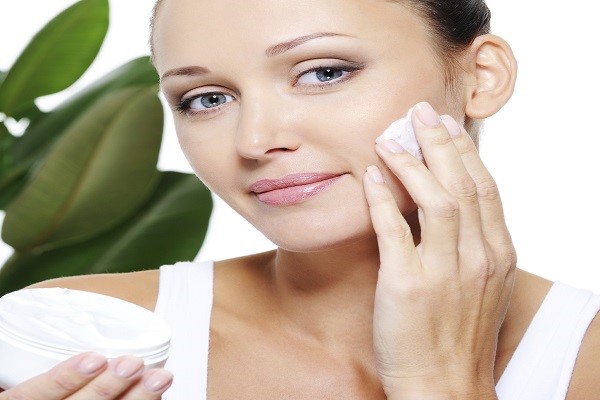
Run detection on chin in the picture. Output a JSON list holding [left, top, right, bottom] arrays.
[[257, 209, 376, 253]]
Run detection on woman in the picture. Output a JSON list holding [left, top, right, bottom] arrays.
[[1, 0, 598, 399]]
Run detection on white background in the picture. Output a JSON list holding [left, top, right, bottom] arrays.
[[1, 0, 599, 293]]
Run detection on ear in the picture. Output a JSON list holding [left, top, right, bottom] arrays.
[[462, 34, 518, 119]]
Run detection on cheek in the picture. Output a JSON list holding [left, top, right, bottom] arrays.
[[300, 63, 448, 170], [325, 67, 448, 145], [311, 66, 447, 214], [174, 118, 236, 195]]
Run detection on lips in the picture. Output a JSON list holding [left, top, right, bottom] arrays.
[[249, 173, 345, 206]]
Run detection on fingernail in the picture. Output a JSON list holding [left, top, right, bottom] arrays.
[[414, 102, 441, 127], [440, 115, 462, 137], [366, 165, 384, 184], [144, 370, 174, 392], [78, 353, 107, 375], [112, 356, 144, 379], [376, 137, 405, 154]]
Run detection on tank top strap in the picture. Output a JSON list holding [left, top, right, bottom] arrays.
[[154, 261, 214, 400], [496, 282, 600, 400]]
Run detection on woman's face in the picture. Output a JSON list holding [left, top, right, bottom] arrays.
[[153, 0, 464, 251]]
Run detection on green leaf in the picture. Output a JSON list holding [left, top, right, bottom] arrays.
[[0, 161, 31, 207], [10, 103, 46, 125], [0, 123, 15, 176], [0, 123, 26, 209], [0, 173, 28, 210], [0, 172, 212, 295], [0, 57, 159, 200], [0, 0, 109, 116], [10, 57, 158, 165], [2, 86, 163, 252]]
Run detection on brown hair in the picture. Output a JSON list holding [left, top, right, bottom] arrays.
[[403, 0, 491, 82]]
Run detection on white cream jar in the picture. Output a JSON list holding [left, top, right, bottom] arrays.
[[0, 287, 171, 389]]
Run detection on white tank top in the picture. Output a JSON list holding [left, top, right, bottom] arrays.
[[154, 261, 600, 400]]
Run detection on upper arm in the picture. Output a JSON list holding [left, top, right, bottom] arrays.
[[566, 310, 600, 399], [27, 270, 160, 311]]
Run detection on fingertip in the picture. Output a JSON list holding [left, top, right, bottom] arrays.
[[375, 137, 406, 154], [414, 102, 442, 128], [74, 352, 107, 375], [143, 368, 174, 393], [366, 165, 385, 184], [440, 115, 462, 138], [110, 355, 145, 379]]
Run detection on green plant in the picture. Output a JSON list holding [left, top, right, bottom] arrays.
[[0, 0, 212, 295]]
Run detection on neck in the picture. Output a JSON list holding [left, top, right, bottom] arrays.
[[264, 210, 421, 353], [268, 237, 381, 350]]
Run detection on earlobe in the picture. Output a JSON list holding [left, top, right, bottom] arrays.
[[464, 34, 518, 119]]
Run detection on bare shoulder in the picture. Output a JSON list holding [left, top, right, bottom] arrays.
[[567, 306, 600, 399], [28, 269, 160, 311]]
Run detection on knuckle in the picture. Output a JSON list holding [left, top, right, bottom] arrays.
[[455, 134, 478, 155], [89, 382, 119, 398], [47, 367, 80, 393], [488, 237, 518, 272], [502, 245, 518, 271], [395, 154, 423, 170], [370, 187, 396, 204], [370, 209, 411, 237], [430, 197, 460, 219], [448, 176, 478, 200], [380, 271, 425, 299], [399, 277, 428, 301], [429, 131, 454, 147], [475, 177, 501, 201], [379, 220, 413, 241]]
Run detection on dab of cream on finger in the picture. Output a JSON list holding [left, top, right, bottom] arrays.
[[378, 108, 423, 161]]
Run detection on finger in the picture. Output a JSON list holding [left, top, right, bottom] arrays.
[[446, 120, 515, 265], [446, 121, 517, 319], [363, 165, 421, 278], [68, 356, 144, 400], [120, 368, 173, 399], [4, 353, 107, 400], [374, 136, 459, 266], [411, 105, 484, 253]]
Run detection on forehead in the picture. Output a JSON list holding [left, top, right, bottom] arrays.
[[152, 0, 430, 73]]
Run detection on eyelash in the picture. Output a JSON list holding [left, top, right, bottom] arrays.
[[292, 64, 362, 88], [175, 93, 227, 116], [175, 63, 363, 116]]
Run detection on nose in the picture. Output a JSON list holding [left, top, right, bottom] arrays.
[[235, 92, 301, 161]]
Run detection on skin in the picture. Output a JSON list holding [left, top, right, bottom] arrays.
[[1, 0, 598, 398]]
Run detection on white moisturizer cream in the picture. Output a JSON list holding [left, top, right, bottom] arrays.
[[0, 287, 171, 389]]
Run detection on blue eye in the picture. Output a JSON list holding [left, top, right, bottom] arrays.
[[297, 67, 349, 85], [177, 93, 234, 114]]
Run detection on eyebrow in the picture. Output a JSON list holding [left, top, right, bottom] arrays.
[[161, 65, 210, 81], [265, 32, 350, 57], [161, 32, 350, 81]]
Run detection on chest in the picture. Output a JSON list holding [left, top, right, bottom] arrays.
[[206, 322, 517, 400], [207, 327, 387, 400]]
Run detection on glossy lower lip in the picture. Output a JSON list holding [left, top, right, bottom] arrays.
[[250, 173, 345, 206]]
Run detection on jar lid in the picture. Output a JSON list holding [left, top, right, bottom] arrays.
[[0, 288, 170, 359]]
